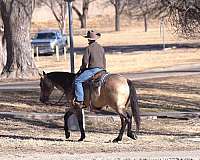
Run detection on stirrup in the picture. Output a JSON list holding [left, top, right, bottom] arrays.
[[73, 99, 85, 108]]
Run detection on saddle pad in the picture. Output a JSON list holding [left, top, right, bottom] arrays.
[[92, 72, 110, 87]]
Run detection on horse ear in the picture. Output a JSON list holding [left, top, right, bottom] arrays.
[[39, 72, 43, 78], [39, 71, 46, 78]]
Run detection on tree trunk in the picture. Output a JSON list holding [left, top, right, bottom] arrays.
[[0, 24, 6, 73], [72, 0, 89, 29], [0, 0, 38, 79], [62, 11, 67, 34], [144, 14, 148, 32], [80, 14, 87, 29], [115, 6, 120, 31], [80, 0, 88, 28]]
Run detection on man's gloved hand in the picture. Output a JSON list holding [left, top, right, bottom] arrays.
[[77, 69, 82, 75], [76, 66, 85, 75]]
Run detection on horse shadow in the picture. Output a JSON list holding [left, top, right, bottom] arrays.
[[0, 134, 64, 142], [133, 80, 200, 112]]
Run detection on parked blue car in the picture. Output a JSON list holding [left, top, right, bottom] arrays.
[[31, 30, 68, 55]]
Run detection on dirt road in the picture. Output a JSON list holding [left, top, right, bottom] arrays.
[[0, 113, 200, 160], [1, 150, 200, 160], [0, 64, 199, 159]]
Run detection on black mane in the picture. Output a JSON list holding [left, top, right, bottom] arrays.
[[46, 72, 76, 90]]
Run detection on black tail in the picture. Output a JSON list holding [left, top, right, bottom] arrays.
[[127, 79, 141, 133]]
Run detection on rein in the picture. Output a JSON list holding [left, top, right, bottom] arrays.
[[41, 71, 76, 106], [48, 91, 72, 108], [51, 91, 65, 105], [48, 76, 66, 106], [46, 92, 65, 105]]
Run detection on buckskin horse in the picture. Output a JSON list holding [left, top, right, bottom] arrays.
[[39, 71, 140, 142]]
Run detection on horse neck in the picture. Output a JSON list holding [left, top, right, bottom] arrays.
[[47, 72, 75, 92]]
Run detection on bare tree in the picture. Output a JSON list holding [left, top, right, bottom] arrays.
[[150, 0, 200, 39], [164, 0, 199, 38], [108, 0, 127, 31], [41, 0, 67, 33], [0, 0, 38, 79], [72, 0, 96, 28], [41, 0, 95, 30], [126, 0, 156, 32]]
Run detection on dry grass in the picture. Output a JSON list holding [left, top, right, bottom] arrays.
[[34, 25, 200, 73], [72, 24, 200, 48], [36, 48, 200, 74]]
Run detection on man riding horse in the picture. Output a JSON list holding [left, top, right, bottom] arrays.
[[39, 30, 140, 142], [74, 30, 106, 108]]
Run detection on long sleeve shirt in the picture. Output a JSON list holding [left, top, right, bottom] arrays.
[[81, 42, 106, 70]]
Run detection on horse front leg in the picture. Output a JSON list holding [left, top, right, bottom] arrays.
[[64, 109, 74, 139], [75, 108, 85, 141]]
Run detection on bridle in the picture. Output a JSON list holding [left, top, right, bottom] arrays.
[[41, 76, 66, 106]]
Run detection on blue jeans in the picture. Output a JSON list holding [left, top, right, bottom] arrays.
[[74, 68, 103, 102]]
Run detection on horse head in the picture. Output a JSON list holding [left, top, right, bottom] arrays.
[[39, 71, 54, 103]]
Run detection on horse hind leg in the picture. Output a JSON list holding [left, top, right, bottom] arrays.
[[113, 112, 128, 143], [126, 112, 137, 140]]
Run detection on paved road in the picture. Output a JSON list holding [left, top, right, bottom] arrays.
[[74, 42, 200, 54], [0, 64, 200, 90], [121, 63, 200, 80], [1, 150, 200, 160], [0, 80, 39, 90]]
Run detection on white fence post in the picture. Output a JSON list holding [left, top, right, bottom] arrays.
[[56, 45, 59, 61], [64, 46, 67, 61], [31, 48, 34, 59], [160, 17, 165, 50], [36, 47, 39, 61]]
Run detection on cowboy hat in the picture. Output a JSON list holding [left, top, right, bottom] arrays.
[[83, 30, 101, 40]]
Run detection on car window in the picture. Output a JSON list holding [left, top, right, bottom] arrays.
[[36, 32, 56, 39], [57, 32, 62, 39]]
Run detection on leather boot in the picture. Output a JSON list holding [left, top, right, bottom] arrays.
[[73, 100, 84, 108]]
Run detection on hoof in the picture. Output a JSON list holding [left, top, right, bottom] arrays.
[[65, 132, 70, 139], [127, 132, 137, 140], [78, 137, 85, 142], [112, 137, 121, 143], [78, 134, 85, 142]]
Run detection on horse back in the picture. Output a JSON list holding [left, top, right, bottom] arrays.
[[84, 74, 130, 109]]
